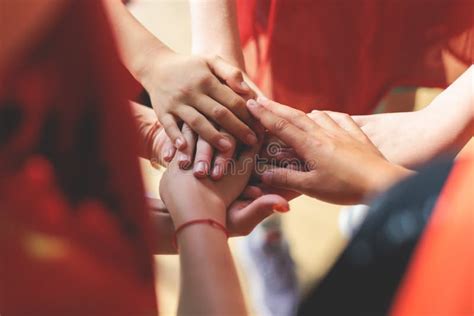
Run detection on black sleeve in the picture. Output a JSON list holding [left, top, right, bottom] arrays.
[[298, 158, 454, 316]]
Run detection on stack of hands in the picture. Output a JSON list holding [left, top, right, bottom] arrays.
[[132, 56, 412, 250], [109, 0, 472, 255]]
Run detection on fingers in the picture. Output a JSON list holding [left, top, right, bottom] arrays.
[[306, 110, 339, 132], [323, 111, 370, 142], [256, 96, 318, 132], [176, 123, 196, 169], [257, 183, 302, 201], [161, 135, 176, 163], [246, 99, 311, 158], [211, 130, 236, 180], [206, 55, 250, 95], [196, 95, 257, 145], [260, 167, 310, 194], [207, 76, 253, 124], [227, 194, 289, 236], [193, 136, 213, 178], [174, 105, 233, 152], [159, 113, 187, 150], [241, 185, 264, 199]]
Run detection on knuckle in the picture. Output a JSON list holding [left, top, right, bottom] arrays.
[[224, 136, 236, 150], [272, 118, 290, 133], [212, 106, 230, 120], [340, 113, 351, 120], [197, 73, 214, 87], [160, 115, 175, 129], [292, 110, 306, 120], [173, 87, 191, 102], [188, 115, 204, 129], [230, 95, 245, 109], [230, 69, 243, 81]]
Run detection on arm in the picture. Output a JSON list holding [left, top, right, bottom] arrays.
[[159, 139, 267, 314], [102, 0, 171, 81], [349, 66, 474, 168], [190, 0, 245, 69], [103, 0, 256, 154], [246, 97, 412, 204], [177, 217, 246, 315]]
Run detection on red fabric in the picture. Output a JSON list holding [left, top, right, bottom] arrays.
[[237, 0, 474, 114], [0, 1, 157, 315], [390, 157, 474, 316]]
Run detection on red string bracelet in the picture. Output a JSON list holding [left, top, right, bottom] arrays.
[[173, 219, 229, 250]]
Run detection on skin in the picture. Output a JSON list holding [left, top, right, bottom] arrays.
[[246, 97, 412, 205], [267, 66, 474, 172], [103, 0, 256, 154], [348, 65, 474, 168], [159, 136, 270, 315], [133, 102, 289, 254]]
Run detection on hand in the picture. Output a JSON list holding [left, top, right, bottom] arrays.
[[141, 51, 257, 152], [323, 66, 474, 168], [246, 97, 412, 204], [148, 191, 288, 253], [159, 130, 264, 227], [132, 102, 175, 166], [322, 110, 429, 168]]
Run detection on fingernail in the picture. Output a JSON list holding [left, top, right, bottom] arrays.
[[257, 96, 269, 104], [273, 204, 289, 213], [212, 165, 222, 178], [218, 138, 232, 151], [175, 137, 185, 149], [194, 161, 207, 175], [164, 149, 174, 161], [247, 99, 259, 108], [241, 81, 250, 91], [246, 133, 258, 145], [178, 153, 190, 169]]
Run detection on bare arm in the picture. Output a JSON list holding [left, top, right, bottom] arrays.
[[352, 66, 474, 168], [177, 217, 246, 315], [104, 0, 258, 157], [159, 143, 266, 314], [102, 0, 172, 81], [190, 0, 245, 69]]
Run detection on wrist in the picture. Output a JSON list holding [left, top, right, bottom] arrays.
[[167, 197, 227, 228], [134, 41, 175, 90], [193, 44, 245, 70], [365, 161, 414, 198]]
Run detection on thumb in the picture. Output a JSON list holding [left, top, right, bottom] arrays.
[[207, 55, 250, 94], [227, 194, 289, 236], [260, 167, 309, 193]]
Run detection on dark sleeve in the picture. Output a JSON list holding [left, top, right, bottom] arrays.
[[298, 159, 454, 316]]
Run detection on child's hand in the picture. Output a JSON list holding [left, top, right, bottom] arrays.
[[159, 125, 262, 227], [141, 51, 257, 152]]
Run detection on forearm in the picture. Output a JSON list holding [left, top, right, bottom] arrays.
[[150, 212, 178, 255], [420, 65, 474, 157], [177, 224, 246, 315], [103, 0, 172, 81], [355, 66, 473, 167], [190, 0, 245, 69]]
